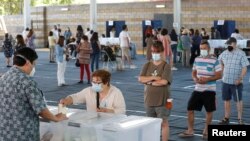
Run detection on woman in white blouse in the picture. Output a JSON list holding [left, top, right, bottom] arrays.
[[60, 69, 126, 114]]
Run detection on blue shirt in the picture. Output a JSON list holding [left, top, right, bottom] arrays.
[[219, 48, 249, 84], [55, 44, 64, 63], [0, 67, 47, 141]]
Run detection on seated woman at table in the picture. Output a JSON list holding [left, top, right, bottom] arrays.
[[59, 69, 126, 114]]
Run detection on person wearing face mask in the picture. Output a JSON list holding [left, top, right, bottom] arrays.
[[138, 41, 172, 141], [0, 47, 67, 141], [218, 37, 249, 125], [59, 69, 126, 114], [179, 40, 221, 140]]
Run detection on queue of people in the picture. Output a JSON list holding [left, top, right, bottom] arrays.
[[0, 23, 249, 141]]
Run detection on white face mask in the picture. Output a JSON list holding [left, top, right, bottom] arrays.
[[29, 67, 36, 77], [200, 50, 208, 57], [91, 83, 103, 92], [152, 53, 161, 61]]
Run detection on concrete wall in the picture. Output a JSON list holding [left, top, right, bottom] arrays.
[[2, 0, 250, 48]]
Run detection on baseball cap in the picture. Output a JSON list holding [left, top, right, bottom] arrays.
[[225, 37, 237, 45]]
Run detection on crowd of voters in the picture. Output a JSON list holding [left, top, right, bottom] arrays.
[[0, 23, 249, 141]]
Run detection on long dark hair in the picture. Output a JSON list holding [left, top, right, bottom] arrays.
[[90, 32, 99, 42], [57, 36, 65, 46], [16, 34, 26, 46]]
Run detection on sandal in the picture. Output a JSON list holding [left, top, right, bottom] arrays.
[[238, 119, 244, 125], [178, 131, 194, 138], [218, 117, 229, 125], [202, 133, 208, 140]]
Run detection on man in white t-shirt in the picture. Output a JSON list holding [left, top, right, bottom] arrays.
[[119, 25, 136, 69], [22, 27, 29, 41], [52, 25, 59, 42]]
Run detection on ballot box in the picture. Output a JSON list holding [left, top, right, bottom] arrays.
[[40, 106, 162, 141]]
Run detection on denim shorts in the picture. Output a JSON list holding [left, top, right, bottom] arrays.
[[222, 82, 243, 102], [145, 105, 171, 120]]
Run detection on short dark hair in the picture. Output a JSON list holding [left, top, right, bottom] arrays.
[[49, 31, 53, 36], [200, 40, 210, 48], [5, 33, 8, 38], [161, 28, 168, 36], [92, 70, 111, 86], [122, 25, 127, 30], [57, 36, 65, 46], [152, 41, 164, 52], [82, 35, 88, 41], [13, 47, 38, 66], [235, 29, 239, 33]]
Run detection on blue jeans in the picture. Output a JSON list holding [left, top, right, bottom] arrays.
[[91, 53, 100, 72], [171, 44, 177, 63]]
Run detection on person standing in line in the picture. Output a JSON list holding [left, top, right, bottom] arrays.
[[181, 29, 192, 67], [159, 28, 173, 65], [52, 25, 59, 42], [210, 27, 221, 39], [74, 25, 84, 59], [55, 36, 68, 87], [178, 41, 221, 140], [48, 31, 56, 63], [22, 27, 29, 41], [119, 24, 136, 69], [0, 47, 67, 141], [190, 29, 202, 66], [77, 35, 92, 84], [64, 27, 72, 45], [218, 37, 249, 125], [138, 41, 172, 141], [90, 32, 101, 72], [2, 33, 13, 67], [170, 29, 178, 69], [14, 34, 26, 53], [26, 29, 36, 50], [145, 33, 154, 61]]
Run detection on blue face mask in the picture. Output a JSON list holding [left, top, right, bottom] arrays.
[[91, 83, 103, 92], [152, 53, 161, 61]]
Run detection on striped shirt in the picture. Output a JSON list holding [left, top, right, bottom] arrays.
[[193, 56, 221, 92], [218, 48, 249, 84]]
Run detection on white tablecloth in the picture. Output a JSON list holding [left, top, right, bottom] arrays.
[[100, 38, 120, 46], [208, 39, 249, 48], [40, 106, 162, 141]]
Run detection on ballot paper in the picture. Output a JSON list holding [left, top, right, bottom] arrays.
[[58, 104, 67, 114]]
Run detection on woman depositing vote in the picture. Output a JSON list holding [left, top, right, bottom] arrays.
[[60, 70, 126, 114]]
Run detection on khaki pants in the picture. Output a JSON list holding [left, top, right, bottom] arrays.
[[49, 46, 55, 61], [182, 48, 191, 67]]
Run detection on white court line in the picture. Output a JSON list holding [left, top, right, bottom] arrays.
[[183, 85, 195, 89], [34, 75, 141, 86]]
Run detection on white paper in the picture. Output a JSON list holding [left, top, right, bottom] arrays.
[[145, 20, 151, 26], [108, 21, 114, 26], [58, 104, 67, 114], [218, 20, 224, 25]]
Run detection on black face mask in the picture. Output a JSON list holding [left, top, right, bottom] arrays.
[[227, 46, 233, 51]]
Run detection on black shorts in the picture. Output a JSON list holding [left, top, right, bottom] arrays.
[[187, 91, 216, 112]]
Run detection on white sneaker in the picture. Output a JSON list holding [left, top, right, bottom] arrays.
[[130, 65, 137, 69], [171, 67, 178, 71], [72, 57, 76, 60]]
